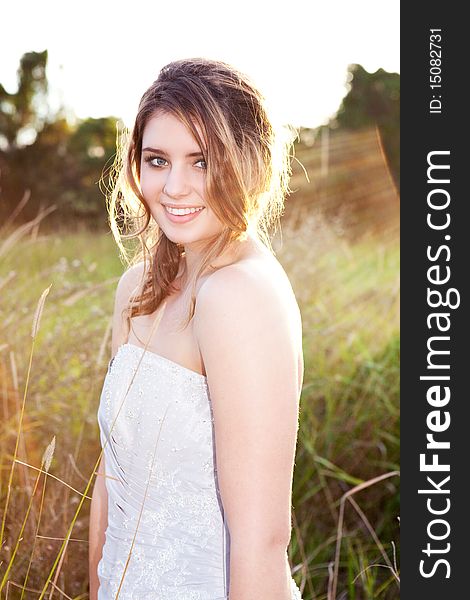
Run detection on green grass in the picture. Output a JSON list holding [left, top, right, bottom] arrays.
[[0, 212, 399, 599]]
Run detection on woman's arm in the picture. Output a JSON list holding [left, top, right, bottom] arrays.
[[88, 456, 108, 600], [194, 264, 301, 600]]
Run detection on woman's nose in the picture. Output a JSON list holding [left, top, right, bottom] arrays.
[[163, 166, 191, 198]]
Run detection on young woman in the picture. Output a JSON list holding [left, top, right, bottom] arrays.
[[89, 58, 304, 600]]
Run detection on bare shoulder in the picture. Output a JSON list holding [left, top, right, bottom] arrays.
[[111, 260, 148, 356], [195, 254, 302, 336], [194, 254, 303, 389], [116, 260, 148, 299]]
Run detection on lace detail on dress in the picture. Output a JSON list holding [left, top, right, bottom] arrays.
[[290, 576, 303, 600], [96, 343, 303, 599]]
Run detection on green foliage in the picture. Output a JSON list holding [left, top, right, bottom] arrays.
[[332, 64, 400, 187], [0, 52, 119, 227], [294, 65, 400, 191], [0, 50, 48, 148]]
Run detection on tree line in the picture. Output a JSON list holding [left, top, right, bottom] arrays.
[[0, 51, 399, 230]]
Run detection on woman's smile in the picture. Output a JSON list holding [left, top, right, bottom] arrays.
[[162, 203, 206, 223]]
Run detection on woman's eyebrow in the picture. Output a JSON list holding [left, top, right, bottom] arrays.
[[141, 146, 204, 157]]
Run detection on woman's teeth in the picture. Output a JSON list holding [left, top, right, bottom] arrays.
[[165, 206, 204, 216]]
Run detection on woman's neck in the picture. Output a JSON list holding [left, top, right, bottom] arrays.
[[179, 231, 267, 288]]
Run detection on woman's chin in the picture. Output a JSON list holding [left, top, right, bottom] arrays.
[[157, 227, 204, 247], [155, 221, 224, 248]]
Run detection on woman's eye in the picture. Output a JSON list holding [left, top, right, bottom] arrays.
[[196, 159, 207, 169], [153, 156, 168, 167], [145, 156, 167, 167]]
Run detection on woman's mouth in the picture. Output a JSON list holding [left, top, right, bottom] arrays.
[[162, 205, 205, 224]]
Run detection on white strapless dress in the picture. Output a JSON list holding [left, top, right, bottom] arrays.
[[96, 342, 303, 599]]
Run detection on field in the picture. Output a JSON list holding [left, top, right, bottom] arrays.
[[0, 208, 399, 599], [0, 125, 400, 599]]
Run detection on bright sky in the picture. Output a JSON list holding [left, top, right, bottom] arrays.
[[2, 0, 399, 130]]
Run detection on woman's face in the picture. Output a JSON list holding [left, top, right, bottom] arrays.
[[140, 111, 224, 248]]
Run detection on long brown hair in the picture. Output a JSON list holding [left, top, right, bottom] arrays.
[[106, 57, 296, 332]]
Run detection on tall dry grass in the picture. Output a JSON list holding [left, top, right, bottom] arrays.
[[0, 200, 399, 599]]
